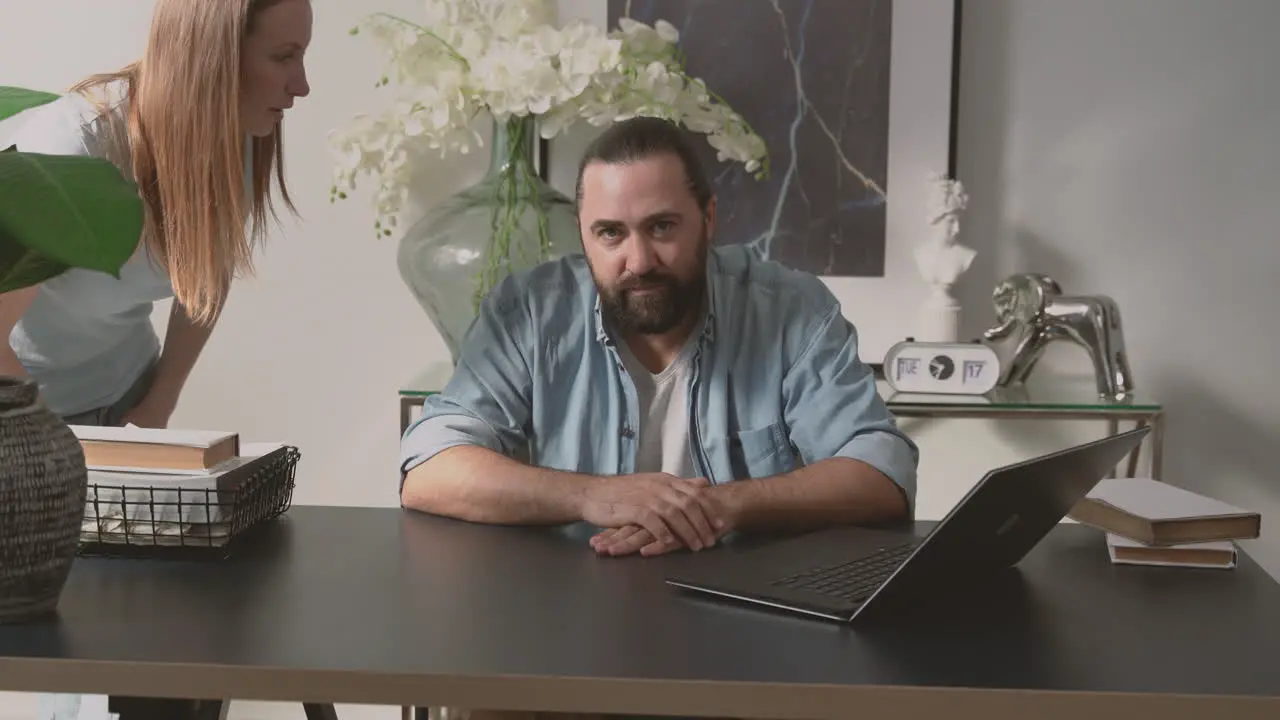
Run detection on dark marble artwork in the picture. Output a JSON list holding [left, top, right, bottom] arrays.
[[608, 0, 891, 277]]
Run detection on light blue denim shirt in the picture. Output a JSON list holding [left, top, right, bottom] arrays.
[[400, 244, 919, 510]]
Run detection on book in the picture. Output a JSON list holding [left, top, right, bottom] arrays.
[[1068, 477, 1261, 546], [1106, 533, 1237, 569], [70, 425, 239, 471]]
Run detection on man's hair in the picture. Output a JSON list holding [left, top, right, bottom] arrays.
[[574, 116, 713, 211]]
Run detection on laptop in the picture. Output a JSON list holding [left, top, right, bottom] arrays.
[[665, 426, 1150, 622]]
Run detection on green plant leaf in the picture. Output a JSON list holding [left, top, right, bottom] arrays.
[[0, 234, 68, 294], [0, 86, 59, 122], [0, 151, 142, 279], [0, 86, 142, 292]]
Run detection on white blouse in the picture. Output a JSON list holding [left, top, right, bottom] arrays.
[[1, 80, 249, 415]]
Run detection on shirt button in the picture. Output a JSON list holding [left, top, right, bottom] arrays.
[[621, 427, 634, 438]]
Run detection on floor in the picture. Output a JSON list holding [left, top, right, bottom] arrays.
[[0, 694, 403, 720]]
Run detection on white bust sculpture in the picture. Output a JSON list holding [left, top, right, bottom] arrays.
[[913, 173, 976, 342], [914, 173, 975, 285]]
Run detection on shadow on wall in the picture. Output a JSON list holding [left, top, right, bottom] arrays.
[[952, 4, 1122, 349], [964, 224, 1099, 380], [1012, 227, 1082, 291], [968, 227, 1084, 324], [952, 0, 1015, 344]]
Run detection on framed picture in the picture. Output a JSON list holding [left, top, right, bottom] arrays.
[[549, 0, 961, 367]]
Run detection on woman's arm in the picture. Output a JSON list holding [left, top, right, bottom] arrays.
[[151, 299, 220, 404], [0, 287, 39, 377], [123, 294, 224, 427]]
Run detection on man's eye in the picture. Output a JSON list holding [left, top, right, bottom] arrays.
[[652, 221, 674, 235]]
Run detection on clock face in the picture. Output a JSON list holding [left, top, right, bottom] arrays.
[[929, 354, 955, 380]]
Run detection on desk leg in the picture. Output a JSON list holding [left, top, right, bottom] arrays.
[[416, 707, 469, 719], [303, 703, 340, 720], [109, 697, 225, 720]]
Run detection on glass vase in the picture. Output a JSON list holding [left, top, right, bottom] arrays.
[[397, 115, 580, 362]]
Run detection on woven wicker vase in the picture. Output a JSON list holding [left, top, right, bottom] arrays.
[[0, 375, 88, 624]]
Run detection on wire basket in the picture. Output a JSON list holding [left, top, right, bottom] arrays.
[[77, 444, 300, 560]]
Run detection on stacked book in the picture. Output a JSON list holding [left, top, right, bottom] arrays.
[[1068, 477, 1262, 569], [70, 425, 286, 546]]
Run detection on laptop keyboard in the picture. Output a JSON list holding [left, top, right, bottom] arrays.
[[769, 541, 920, 603]]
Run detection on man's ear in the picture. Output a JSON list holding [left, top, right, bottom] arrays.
[[704, 195, 717, 238]]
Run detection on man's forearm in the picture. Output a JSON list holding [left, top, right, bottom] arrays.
[[402, 445, 598, 525], [713, 457, 910, 532], [147, 301, 219, 409]]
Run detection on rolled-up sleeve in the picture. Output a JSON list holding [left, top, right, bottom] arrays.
[[782, 302, 920, 512], [399, 282, 534, 484], [400, 414, 503, 475]]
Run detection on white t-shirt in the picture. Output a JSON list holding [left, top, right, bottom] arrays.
[[0, 80, 250, 416], [616, 338, 698, 479]]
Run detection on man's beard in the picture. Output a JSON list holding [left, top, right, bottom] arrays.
[[597, 239, 707, 336]]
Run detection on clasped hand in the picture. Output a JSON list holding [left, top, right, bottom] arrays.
[[580, 473, 733, 558]]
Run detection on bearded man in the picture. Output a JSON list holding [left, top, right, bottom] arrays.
[[400, 116, 918, 560]]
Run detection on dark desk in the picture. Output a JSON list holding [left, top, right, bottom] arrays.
[[1, 506, 1278, 719]]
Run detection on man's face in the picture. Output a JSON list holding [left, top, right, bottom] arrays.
[[578, 153, 715, 336]]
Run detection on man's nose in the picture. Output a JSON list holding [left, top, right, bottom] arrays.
[[624, 237, 658, 276]]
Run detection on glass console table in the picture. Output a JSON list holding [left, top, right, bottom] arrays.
[[399, 365, 1164, 480], [882, 378, 1164, 479]]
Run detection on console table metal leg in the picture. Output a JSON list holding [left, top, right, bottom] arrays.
[[1151, 411, 1165, 480], [400, 397, 415, 436], [1106, 418, 1120, 477], [1124, 418, 1149, 478]]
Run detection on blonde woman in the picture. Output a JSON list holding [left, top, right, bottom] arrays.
[[1, 1, 311, 719], [0, 0, 311, 436]]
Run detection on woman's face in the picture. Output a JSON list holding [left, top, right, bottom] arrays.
[[241, 0, 313, 137]]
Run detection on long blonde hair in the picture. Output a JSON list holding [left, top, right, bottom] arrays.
[[69, 0, 296, 325]]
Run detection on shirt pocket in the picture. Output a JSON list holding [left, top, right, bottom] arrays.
[[727, 422, 796, 479]]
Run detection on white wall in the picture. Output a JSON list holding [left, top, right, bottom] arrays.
[[951, 0, 1280, 580], [3, 0, 1279, 718]]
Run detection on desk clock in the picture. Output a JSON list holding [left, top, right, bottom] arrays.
[[883, 339, 1001, 395]]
